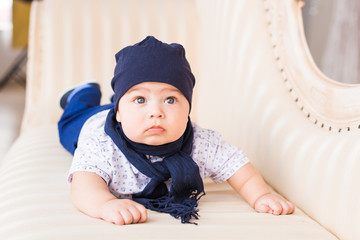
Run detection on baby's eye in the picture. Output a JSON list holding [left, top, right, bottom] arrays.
[[164, 97, 176, 104], [134, 97, 146, 104]]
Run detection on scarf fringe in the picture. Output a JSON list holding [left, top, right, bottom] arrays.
[[139, 193, 205, 225]]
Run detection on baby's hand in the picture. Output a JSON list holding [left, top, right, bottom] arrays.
[[100, 199, 148, 225], [254, 193, 295, 215]]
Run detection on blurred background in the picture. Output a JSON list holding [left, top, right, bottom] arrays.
[[0, 0, 28, 162], [0, 0, 359, 161], [303, 0, 360, 84]]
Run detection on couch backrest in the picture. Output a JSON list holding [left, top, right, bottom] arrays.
[[25, 0, 360, 239]]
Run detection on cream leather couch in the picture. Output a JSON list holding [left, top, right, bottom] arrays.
[[1, 0, 359, 239]]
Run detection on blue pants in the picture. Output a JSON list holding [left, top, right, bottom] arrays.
[[58, 86, 113, 155]]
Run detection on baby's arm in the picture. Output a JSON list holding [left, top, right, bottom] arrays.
[[71, 171, 147, 225], [227, 163, 295, 215]]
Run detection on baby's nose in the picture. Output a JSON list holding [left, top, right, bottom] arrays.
[[148, 104, 164, 118], [149, 112, 164, 118]]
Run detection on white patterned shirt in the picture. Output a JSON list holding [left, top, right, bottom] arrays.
[[68, 110, 249, 199]]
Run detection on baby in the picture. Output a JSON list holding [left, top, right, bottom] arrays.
[[58, 36, 294, 225]]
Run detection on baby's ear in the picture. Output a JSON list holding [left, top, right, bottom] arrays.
[[115, 110, 121, 122]]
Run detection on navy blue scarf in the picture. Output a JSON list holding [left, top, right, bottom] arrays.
[[104, 109, 204, 224]]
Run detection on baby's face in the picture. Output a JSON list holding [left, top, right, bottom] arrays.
[[116, 82, 190, 145]]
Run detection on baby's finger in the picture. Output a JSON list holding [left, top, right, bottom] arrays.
[[135, 204, 148, 223], [119, 209, 134, 225], [254, 201, 270, 213], [280, 201, 295, 215], [109, 212, 125, 225], [267, 200, 283, 215], [128, 205, 142, 223], [100, 210, 124, 225]]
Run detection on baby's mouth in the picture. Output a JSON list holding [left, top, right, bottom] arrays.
[[146, 126, 164, 134]]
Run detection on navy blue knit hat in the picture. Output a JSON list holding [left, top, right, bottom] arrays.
[[111, 36, 195, 111]]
